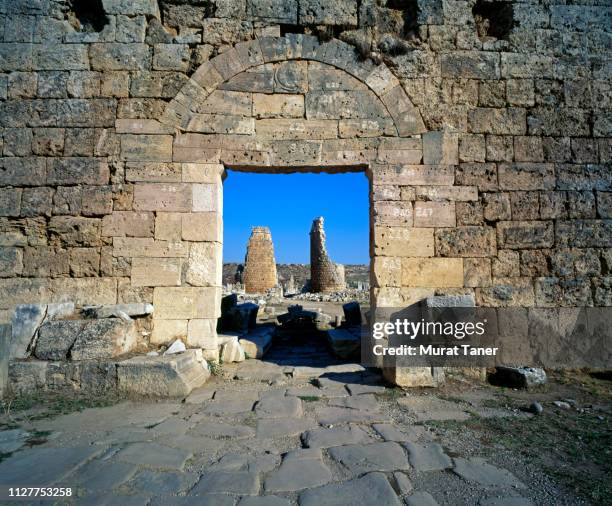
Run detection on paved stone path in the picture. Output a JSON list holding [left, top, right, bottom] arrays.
[[0, 355, 541, 505]]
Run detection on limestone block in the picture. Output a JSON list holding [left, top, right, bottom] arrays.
[[383, 366, 444, 388], [182, 213, 222, 242], [151, 319, 187, 345], [71, 318, 137, 360], [0, 247, 23, 277], [339, 119, 395, 138], [117, 350, 210, 397], [102, 0, 160, 16], [0, 188, 22, 217], [327, 329, 360, 359], [414, 186, 478, 202], [90, 43, 151, 71], [476, 278, 535, 307], [373, 256, 402, 288], [113, 237, 189, 258], [464, 258, 492, 288], [34, 320, 86, 360], [115, 119, 174, 135], [32, 44, 89, 70], [221, 339, 246, 363], [373, 165, 454, 186], [253, 94, 304, 118], [440, 51, 500, 79], [249, 0, 298, 23], [402, 258, 464, 288], [422, 131, 459, 165], [256, 119, 338, 140], [187, 114, 255, 135], [199, 90, 252, 116], [305, 90, 386, 120], [153, 287, 220, 319], [155, 213, 182, 241], [101, 211, 155, 238], [414, 202, 456, 227], [455, 163, 497, 192], [374, 227, 434, 257], [133, 183, 192, 212], [374, 201, 413, 227], [187, 319, 217, 349], [239, 327, 274, 359], [435, 226, 497, 257], [81, 186, 113, 216], [131, 257, 182, 287], [153, 44, 190, 72], [468, 108, 526, 135], [9, 304, 46, 359], [498, 163, 555, 190], [379, 85, 426, 135], [69, 248, 101, 277], [483, 193, 511, 221], [192, 184, 222, 213], [497, 221, 554, 249], [186, 242, 223, 287], [83, 303, 153, 319], [120, 135, 172, 162], [299, 0, 358, 25], [182, 164, 223, 184], [46, 158, 109, 185], [8, 361, 48, 395]]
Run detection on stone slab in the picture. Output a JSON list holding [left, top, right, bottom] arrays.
[[328, 442, 410, 474], [403, 442, 453, 472], [189, 419, 255, 440], [255, 395, 303, 418], [302, 425, 375, 449], [265, 450, 332, 492], [116, 442, 191, 471], [453, 458, 526, 488], [299, 472, 402, 506], [256, 417, 317, 439], [316, 407, 390, 425], [191, 471, 260, 495]]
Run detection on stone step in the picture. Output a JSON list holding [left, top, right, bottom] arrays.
[[117, 350, 210, 397], [326, 328, 360, 359], [239, 327, 275, 359]]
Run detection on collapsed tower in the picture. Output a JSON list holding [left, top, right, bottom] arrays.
[[310, 217, 346, 293], [243, 226, 278, 293]]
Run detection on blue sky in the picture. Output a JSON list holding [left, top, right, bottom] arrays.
[[223, 171, 369, 264]]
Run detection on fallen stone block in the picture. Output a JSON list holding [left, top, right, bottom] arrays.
[[224, 302, 259, 332], [83, 303, 153, 319], [488, 366, 547, 389], [117, 350, 210, 397], [326, 328, 360, 359], [34, 320, 87, 360], [343, 301, 362, 325], [383, 366, 445, 388], [71, 318, 138, 360], [239, 327, 274, 359], [220, 337, 245, 363], [10, 304, 46, 359]]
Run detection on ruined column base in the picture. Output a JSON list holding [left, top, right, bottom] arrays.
[[383, 366, 445, 388]]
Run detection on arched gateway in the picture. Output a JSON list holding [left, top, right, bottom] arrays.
[[115, 35, 459, 387]]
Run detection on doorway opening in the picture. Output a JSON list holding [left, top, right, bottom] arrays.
[[218, 168, 371, 369]]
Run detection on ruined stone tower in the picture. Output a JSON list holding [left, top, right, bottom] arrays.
[[243, 227, 278, 294], [310, 217, 346, 293]]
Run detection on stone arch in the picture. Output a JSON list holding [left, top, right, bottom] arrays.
[[160, 35, 425, 140]]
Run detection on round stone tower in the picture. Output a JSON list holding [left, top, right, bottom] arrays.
[[243, 226, 278, 294], [310, 217, 346, 293]]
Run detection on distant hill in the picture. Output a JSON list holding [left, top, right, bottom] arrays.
[[223, 263, 369, 289]]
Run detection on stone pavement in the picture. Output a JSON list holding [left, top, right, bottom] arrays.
[[0, 359, 539, 506]]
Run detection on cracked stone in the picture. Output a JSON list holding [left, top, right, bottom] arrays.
[[453, 458, 526, 488], [302, 425, 375, 449], [328, 442, 410, 475], [191, 471, 260, 496], [265, 449, 332, 492], [329, 394, 379, 411], [299, 472, 402, 506], [256, 394, 303, 418], [403, 442, 453, 472]]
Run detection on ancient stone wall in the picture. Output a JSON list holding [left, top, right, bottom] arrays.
[[0, 0, 609, 378], [243, 226, 277, 293], [310, 217, 346, 293]]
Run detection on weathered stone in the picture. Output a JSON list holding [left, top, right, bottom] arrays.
[[265, 449, 332, 492], [9, 304, 46, 359], [70, 318, 137, 360], [453, 458, 525, 488], [132, 257, 183, 287], [497, 221, 554, 249], [34, 320, 85, 360], [299, 472, 402, 506], [191, 471, 259, 496], [329, 442, 409, 475], [403, 442, 453, 471], [90, 44, 151, 71], [117, 350, 209, 397]]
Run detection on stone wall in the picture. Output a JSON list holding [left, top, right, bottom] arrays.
[[310, 217, 346, 293], [0, 0, 610, 382], [243, 226, 278, 293]]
